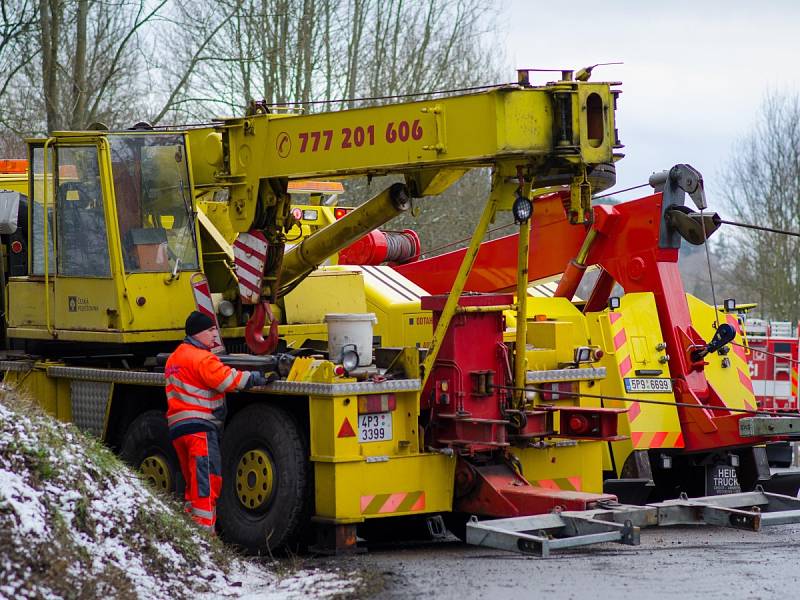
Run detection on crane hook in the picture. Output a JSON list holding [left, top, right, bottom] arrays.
[[245, 300, 279, 355]]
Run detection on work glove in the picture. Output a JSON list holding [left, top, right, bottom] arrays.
[[246, 371, 267, 389], [245, 371, 277, 389]]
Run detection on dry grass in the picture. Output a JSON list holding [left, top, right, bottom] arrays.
[[0, 389, 238, 599]]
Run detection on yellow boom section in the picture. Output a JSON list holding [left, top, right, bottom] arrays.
[[190, 80, 620, 233]]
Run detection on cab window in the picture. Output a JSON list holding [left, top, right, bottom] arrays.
[[109, 134, 199, 274], [55, 146, 111, 277], [30, 146, 55, 276]]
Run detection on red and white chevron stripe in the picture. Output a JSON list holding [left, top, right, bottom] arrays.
[[190, 272, 225, 354], [233, 231, 268, 305]]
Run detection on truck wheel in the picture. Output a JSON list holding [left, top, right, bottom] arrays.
[[217, 403, 311, 554], [119, 410, 184, 496]]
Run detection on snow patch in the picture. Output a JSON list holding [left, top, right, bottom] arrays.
[[205, 563, 360, 600], [0, 394, 359, 599], [0, 468, 48, 536]]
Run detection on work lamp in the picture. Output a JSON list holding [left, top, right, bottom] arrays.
[[512, 191, 532, 223], [341, 344, 360, 372]]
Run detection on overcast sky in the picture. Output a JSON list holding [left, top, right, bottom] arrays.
[[504, 0, 799, 210]]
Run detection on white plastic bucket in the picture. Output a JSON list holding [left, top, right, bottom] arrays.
[[324, 313, 377, 366]]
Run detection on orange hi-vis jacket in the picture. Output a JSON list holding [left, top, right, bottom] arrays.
[[165, 341, 252, 434]]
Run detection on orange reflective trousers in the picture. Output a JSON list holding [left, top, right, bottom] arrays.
[[172, 429, 222, 531]]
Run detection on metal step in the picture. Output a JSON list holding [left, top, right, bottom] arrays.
[[465, 489, 800, 557]]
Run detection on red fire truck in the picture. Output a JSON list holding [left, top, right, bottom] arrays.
[[745, 319, 800, 411], [743, 318, 800, 468]]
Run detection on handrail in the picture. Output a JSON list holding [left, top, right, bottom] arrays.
[[42, 138, 54, 336]]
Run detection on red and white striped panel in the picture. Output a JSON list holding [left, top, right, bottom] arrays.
[[233, 231, 268, 305], [189, 272, 225, 354]]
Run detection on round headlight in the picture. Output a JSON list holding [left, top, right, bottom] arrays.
[[341, 345, 360, 372], [218, 300, 235, 318]]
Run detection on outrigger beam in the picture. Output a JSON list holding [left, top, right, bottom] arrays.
[[466, 489, 800, 557]]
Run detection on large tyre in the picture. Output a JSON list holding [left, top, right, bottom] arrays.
[[217, 403, 311, 554], [119, 410, 184, 496]]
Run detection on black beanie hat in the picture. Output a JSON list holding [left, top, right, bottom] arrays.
[[185, 311, 214, 336]]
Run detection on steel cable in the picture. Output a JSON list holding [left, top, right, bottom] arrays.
[[491, 383, 785, 417], [731, 340, 800, 366], [268, 82, 519, 108], [593, 182, 651, 199], [383, 231, 418, 263], [720, 218, 800, 238], [701, 208, 721, 327], [419, 223, 517, 258]]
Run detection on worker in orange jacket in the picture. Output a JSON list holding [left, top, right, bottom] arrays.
[[165, 311, 268, 531]]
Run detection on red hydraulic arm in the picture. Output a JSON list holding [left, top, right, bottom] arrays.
[[395, 169, 763, 453], [394, 192, 582, 294]]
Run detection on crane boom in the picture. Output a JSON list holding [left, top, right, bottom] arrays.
[[193, 80, 621, 233]]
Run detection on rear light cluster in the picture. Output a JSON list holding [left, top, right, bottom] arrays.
[[334, 207, 351, 220], [358, 394, 396, 414], [550, 406, 626, 441]]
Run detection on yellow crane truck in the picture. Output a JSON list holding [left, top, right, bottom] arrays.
[[2, 70, 800, 555]]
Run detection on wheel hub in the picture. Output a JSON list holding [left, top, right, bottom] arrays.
[[236, 449, 274, 510], [140, 455, 172, 491]]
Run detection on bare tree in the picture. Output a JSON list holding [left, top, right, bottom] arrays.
[[0, 0, 36, 100], [2, 0, 503, 131], [171, 0, 505, 256], [176, 0, 503, 117], [0, 0, 237, 135], [0, 0, 37, 152], [35, 0, 167, 131], [721, 92, 800, 321], [1, 0, 506, 259]]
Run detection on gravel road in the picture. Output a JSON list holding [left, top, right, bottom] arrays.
[[325, 523, 800, 599]]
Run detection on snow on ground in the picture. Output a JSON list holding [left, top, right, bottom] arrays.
[[0, 392, 360, 599], [207, 563, 360, 600]]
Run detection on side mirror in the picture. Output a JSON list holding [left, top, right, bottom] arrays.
[[0, 190, 20, 234]]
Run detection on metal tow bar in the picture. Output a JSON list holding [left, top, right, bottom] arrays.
[[465, 489, 800, 557]]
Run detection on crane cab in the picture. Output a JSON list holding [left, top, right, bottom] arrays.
[[7, 132, 202, 352]]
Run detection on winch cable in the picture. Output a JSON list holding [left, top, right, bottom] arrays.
[[593, 182, 651, 199], [419, 223, 517, 258], [149, 84, 520, 129], [595, 179, 800, 238], [730, 340, 800, 366], [701, 208, 721, 327], [420, 184, 657, 258], [383, 231, 418, 263], [491, 383, 788, 417], [720, 218, 800, 238], [268, 82, 519, 108], [417, 183, 685, 259]]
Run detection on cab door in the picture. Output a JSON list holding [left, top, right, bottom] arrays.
[[52, 143, 120, 333]]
